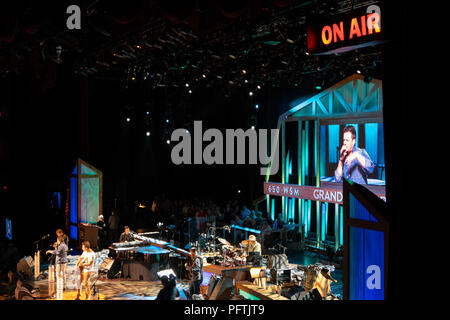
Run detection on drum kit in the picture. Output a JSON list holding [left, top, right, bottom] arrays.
[[194, 233, 248, 267], [216, 237, 247, 267]]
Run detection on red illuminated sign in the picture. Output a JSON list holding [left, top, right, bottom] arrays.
[[307, 4, 384, 55]]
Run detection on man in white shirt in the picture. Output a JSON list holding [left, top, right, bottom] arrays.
[[75, 241, 96, 300]]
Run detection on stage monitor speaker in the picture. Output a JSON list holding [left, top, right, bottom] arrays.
[[301, 288, 322, 300], [268, 254, 289, 269], [99, 258, 114, 271], [270, 268, 291, 283], [281, 285, 304, 300], [209, 277, 234, 300], [206, 275, 221, 298]]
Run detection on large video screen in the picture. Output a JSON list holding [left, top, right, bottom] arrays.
[[320, 122, 385, 186]]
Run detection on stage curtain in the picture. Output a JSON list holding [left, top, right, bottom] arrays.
[[160, 0, 197, 24], [0, 4, 18, 43], [105, 1, 144, 25], [272, 0, 292, 8], [217, 0, 249, 19]]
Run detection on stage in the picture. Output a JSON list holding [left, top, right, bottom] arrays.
[[16, 278, 189, 301]]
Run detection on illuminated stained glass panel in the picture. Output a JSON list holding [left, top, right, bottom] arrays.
[[81, 176, 99, 224]]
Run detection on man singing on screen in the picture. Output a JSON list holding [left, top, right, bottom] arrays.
[[334, 125, 375, 185]]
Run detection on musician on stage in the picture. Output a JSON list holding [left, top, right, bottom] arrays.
[[56, 229, 69, 246], [119, 226, 134, 243], [46, 235, 68, 297], [96, 215, 107, 250], [46, 230, 68, 298], [75, 241, 95, 300], [244, 235, 262, 266], [185, 247, 203, 297]]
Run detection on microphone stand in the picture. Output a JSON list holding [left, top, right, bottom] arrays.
[[32, 234, 49, 280], [90, 275, 101, 300]]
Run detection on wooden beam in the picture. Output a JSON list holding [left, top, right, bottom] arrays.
[[352, 79, 358, 112], [334, 91, 353, 113], [316, 97, 329, 115], [359, 83, 379, 111]]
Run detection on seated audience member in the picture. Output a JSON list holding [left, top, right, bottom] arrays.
[[260, 220, 274, 249], [285, 218, 299, 242], [272, 214, 287, 244], [240, 206, 251, 220], [260, 220, 273, 236], [230, 214, 243, 227]]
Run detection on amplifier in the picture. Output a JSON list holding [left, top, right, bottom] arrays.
[[270, 268, 292, 283], [267, 254, 289, 269]]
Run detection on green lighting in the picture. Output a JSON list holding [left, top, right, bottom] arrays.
[[315, 86, 322, 90]]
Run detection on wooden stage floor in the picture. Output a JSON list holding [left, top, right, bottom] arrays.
[[1, 278, 191, 301]]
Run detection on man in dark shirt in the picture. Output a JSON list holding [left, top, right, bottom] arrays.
[[108, 210, 120, 243], [46, 236, 68, 296], [185, 247, 203, 297], [97, 215, 107, 250], [119, 226, 134, 242]]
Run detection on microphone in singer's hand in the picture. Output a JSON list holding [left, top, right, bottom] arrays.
[[340, 147, 348, 160]]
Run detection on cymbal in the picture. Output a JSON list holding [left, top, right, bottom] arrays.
[[240, 240, 249, 246], [218, 238, 230, 245]]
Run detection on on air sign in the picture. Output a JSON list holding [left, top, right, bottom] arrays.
[[307, 4, 384, 55]]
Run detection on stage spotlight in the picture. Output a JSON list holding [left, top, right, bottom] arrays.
[[242, 70, 247, 74], [315, 85, 322, 90], [244, 79, 248, 83], [237, 190, 241, 193], [146, 111, 150, 115], [188, 90, 192, 94], [357, 70, 361, 74], [126, 117, 131, 123], [251, 126, 256, 130], [131, 77, 136, 81], [202, 74, 206, 78], [166, 119, 170, 123], [157, 269, 176, 279], [185, 83, 189, 87], [257, 85, 261, 90], [255, 104, 259, 109], [249, 91, 253, 96], [166, 140, 171, 144], [146, 131, 151, 136]]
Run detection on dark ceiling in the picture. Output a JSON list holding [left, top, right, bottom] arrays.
[[1, 0, 381, 92]]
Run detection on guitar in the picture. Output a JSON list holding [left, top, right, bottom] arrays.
[[185, 256, 193, 279], [76, 256, 88, 272]]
